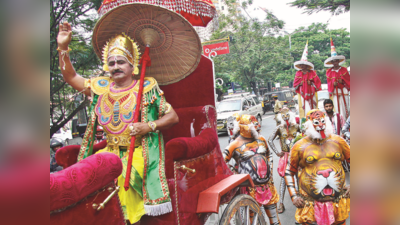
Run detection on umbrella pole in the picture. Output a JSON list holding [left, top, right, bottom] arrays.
[[124, 46, 151, 191], [335, 82, 341, 116], [340, 87, 349, 119]]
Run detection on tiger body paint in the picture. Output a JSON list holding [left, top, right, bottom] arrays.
[[268, 107, 300, 213], [285, 109, 350, 225], [223, 115, 281, 225]]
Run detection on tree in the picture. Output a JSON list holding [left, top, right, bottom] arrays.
[[288, 0, 350, 15], [212, 0, 292, 97], [50, 0, 102, 138]]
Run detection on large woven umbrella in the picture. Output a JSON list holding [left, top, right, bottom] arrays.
[[98, 0, 217, 27], [92, 3, 202, 190], [92, 3, 202, 85]]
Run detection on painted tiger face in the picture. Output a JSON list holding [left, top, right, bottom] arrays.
[[227, 113, 240, 135], [307, 109, 327, 138], [239, 115, 260, 138], [239, 154, 271, 185], [280, 107, 291, 121], [299, 140, 346, 201]]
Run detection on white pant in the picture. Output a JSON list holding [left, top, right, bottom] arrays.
[[298, 95, 318, 117]]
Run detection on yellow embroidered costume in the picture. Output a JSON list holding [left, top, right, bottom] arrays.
[[78, 34, 173, 224]]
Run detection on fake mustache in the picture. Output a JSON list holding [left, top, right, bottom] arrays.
[[112, 69, 123, 75]]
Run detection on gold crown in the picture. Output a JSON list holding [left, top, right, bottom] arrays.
[[102, 33, 140, 74]]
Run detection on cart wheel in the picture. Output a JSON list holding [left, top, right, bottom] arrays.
[[219, 194, 267, 225]]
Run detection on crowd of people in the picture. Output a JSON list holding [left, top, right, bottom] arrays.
[[223, 39, 350, 225]]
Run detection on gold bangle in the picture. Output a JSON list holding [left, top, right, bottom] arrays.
[[57, 47, 72, 52], [165, 103, 172, 114], [148, 121, 157, 132]]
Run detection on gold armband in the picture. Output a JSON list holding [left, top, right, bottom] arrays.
[[165, 102, 172, 114], [84, 78, 91, 89], [148, 121, 157, 132]]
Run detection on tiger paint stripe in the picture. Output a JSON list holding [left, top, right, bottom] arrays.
[[264, 204, 281, 225]]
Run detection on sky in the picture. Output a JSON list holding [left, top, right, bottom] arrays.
[[242, 0, 350, 33]]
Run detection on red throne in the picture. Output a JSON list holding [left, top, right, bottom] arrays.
[[52, 56, 233, 225]]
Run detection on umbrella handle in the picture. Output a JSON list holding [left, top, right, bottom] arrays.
[[335, 82, 341, 116], [124, 47, 151, 191]]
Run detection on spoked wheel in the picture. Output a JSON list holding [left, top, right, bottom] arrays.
[[219, 194, 267, 225]]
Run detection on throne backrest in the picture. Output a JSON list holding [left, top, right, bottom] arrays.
[[160, 55, 216, 143]]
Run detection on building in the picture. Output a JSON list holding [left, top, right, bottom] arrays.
[[194, 0, 241, 42]]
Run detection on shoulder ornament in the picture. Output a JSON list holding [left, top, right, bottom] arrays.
[[134, 77, 157, 94], [90, 76, 112, 95]]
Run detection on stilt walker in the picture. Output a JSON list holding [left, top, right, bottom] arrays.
[[325, 38, 350, 120], [293, 41, 321, 118]]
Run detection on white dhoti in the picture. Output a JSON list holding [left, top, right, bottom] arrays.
[[331, 88, 350, 120]]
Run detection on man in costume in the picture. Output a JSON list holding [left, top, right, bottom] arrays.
[[223, 115, 281, 225], [293, 41, 322, 118], [57, 22, 179, 224], [324, 99, 345, 135], [267, 107, 300, 214], [273, 95, 283, 126], [94, 126, 106, 144], [285, 109, 350, 225], [324, 38, 350, 120]]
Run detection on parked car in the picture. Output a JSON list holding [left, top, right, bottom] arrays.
[[262, 90, 296, 114], [52, 127, 73, 145], [216, 95, 263, 133]]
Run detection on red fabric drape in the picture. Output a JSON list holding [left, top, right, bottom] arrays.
[[326, 67, 350, 97], [293, 70, 322, 100]]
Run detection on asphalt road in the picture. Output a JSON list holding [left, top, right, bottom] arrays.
[[215, 111, 350, 225]]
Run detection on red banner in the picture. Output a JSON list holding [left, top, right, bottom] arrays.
[[203, 42, 230, 57]]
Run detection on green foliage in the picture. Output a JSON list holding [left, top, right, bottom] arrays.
[[212, 12, 350, 93], [288, 0, 350, 15], [212, 0, 292, 96], [50, 0, 102, 137]]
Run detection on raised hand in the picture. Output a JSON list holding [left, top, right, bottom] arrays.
[[57, 21, 72, 49]]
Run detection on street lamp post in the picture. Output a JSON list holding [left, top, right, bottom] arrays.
[[284, 31, 293, 69]]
